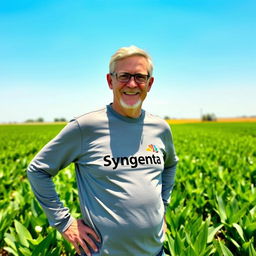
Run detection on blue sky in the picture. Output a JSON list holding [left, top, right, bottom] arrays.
[[0, 0, 255, 122]]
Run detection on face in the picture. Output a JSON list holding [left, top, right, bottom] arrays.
[[107, 56, 154, 117]]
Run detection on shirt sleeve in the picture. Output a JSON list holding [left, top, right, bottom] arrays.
[[161, 124, 178, 211], [27, 119, 82, 232]]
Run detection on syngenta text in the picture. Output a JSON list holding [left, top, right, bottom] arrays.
[[103, 154, 162, 170]]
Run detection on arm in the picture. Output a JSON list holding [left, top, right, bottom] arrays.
[[27, 120, 100, 255], [161, 124, 179, 211], [162, 164, 177, 210], [27, 120, 81, 231]]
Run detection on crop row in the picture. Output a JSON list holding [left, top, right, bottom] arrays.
[[0, 122, 255, 255]]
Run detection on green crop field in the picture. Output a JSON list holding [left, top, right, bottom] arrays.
[[1, 122, 256, 255]]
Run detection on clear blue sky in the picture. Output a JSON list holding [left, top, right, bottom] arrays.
[[1, 0, 255, 122]]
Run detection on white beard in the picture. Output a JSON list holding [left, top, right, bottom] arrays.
[[120, 99, 142, 109]]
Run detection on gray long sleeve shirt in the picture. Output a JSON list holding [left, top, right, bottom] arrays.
[[27, 104, 178, 256]]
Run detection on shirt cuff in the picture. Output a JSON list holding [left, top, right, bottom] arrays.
[[55, 215, 75, 233]]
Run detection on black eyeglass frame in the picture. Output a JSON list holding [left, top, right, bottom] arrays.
[[110, 72, 150, 84]]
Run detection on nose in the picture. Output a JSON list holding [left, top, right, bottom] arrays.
[[126, 76, 138, 88]]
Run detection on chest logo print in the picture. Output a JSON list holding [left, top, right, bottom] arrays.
[[146, 144, 159, 153], [103, 144, 162, 170]]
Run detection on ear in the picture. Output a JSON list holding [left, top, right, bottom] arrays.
[[106, 73, 113, 89], [147, 77, 154, 92]]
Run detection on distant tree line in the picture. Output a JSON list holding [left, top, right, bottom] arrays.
[[163, 114, 217, 122], [25, 117, 44, 123], [24, 117, 66, 123], [53, 118, 66, 122]]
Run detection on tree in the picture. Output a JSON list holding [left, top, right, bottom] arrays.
[[201, 113, 217, 121], [36, 117, 44, 122]]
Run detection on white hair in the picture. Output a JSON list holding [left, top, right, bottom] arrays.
[[109, 45, 153, 76]]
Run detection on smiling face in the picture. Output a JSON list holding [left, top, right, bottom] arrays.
[[107, 55, 154, 118]]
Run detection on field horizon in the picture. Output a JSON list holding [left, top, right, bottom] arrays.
[[1, 116, 256, 126]]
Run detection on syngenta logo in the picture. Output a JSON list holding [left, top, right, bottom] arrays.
[[146, 144, 159, 153], [103, 145, 162, 170]]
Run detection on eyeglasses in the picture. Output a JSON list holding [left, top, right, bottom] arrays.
[[110, 72, 150, 84]]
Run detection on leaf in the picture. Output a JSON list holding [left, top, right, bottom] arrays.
[[3, 246, 19, 256], [14, 220, 32, 248], [249, 242, 256, 256], [194, 221, 208, 254], [4, 232, 17, 247], [207, 224, 223, 243], [242, 240, 251, 250], [61, 236, 73, 254], [166, 233, 175, 256], [19, 247, 32, 256], [203, 245, 216, 256], [230, 203, 249, 224], [184, 245, 197, 256], [31, 232, 53, 256], [184, 230, 193, 248], [174, 232, 184, 256], [48, 247, 62, 256], [249, 205, 256, 216], [229, 237, 241, 249], [233, 223, 245, 241], [216, 195, 227, 223], [246, 222, 256, 236], [31, 198, 42, 217], [218, 239, 234, 256]]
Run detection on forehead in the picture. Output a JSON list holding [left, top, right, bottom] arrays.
[[115, 56, 149, 73]]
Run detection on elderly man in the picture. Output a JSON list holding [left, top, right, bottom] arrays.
[[27, 45, 178, 256]]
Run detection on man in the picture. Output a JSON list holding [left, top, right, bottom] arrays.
[[27, 45, 178, 256]]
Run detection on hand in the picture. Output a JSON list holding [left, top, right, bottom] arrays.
[[62, 219, 100, 256]]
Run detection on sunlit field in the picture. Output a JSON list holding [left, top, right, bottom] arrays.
[[1, 121, 255, 255]]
